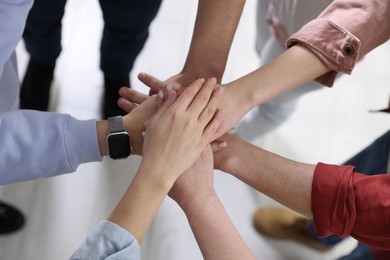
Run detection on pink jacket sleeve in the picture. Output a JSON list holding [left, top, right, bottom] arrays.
[[286, 0, 390, 86], [312, 163, 390, 250]]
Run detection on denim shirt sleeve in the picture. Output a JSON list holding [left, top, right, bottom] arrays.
[[0, 110, 102, 184], [70, 220, 141, 260], [286, 0, 390, 87]]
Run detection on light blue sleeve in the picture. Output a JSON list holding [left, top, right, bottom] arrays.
[[0, 110, 102, 184], [0, 0, 33, 76], [71, 220, 141, 260]]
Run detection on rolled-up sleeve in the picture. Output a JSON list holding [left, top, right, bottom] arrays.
[[287, 0, 390, 86], [312, 163, 390, 250]]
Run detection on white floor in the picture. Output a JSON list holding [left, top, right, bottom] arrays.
[[0, 0, 389, 259]]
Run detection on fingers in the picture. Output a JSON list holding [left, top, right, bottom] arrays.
[[198, 85, 224, 128], [119, 87, 148, 105], [117, 97, 137, 113], [138, 72, 166, 94], [187, 77, 217, 115], [202, 108, 223, 146], [170, 78, 206, 110]]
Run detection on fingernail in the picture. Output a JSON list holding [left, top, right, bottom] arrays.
[[210, 77, 217, 84], [158, 90, 164, 99], [218, 141, 227, 148], [141, 131, 145, 137], [139, 72, 145, 78], [166, 82, 173, 92], [199, 78, 205, 84]]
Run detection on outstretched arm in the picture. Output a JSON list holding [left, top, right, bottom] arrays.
[[134, 44, 330, 136], [214, 133, 390, 250], [132, 1, 390, 136], [72, 78, 223, 259], [214, 134, 315, 217], [170, 146, 255, 259], [179, 0, 246, 83], [108, 78, 223, 242]]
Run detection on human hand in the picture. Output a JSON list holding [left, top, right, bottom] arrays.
[[134, 73, 251, 138], [121, 88, 157, 155], [141, 78, 224, 186], [168, 145, 214, 208], [213, 133, 244, 174]]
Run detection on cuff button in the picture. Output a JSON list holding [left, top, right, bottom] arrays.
[[343, 44, 355, 55]]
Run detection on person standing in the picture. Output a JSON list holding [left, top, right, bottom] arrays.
[[20, 0, 162, 118]]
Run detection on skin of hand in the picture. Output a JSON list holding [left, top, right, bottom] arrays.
[[122, 92, 157, 156], [96, 92, 157, 156], [141, 77, 224, 182], [168, 145, 215, 208], [213, 133, 315, 217], [151, 0, 246, 93], [118, 84, 229, 151], [107, 78, 223, 243], [169, 145, 255, 259], [126, 44, 330, 138], [121, 73, 250, 138]]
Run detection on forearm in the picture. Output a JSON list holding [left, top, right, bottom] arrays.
[[182, 0, 246, 82], [227, 44, 330, 108], [218, 135, 315, 217], [180, 191, 254, 259], [107, 164, 172, 243]]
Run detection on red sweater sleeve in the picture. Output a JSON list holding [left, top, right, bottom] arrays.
[[312, 163, 390, 250]]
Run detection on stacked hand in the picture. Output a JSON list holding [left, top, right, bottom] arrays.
[[119, 72, 251, 139], [141, 77, 223, 183]]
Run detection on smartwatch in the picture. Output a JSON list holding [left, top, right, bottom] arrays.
[[106, 116, 132, 159]]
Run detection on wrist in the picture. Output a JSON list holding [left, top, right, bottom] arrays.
[[226, 79, 258, 111], [177, 188, 217, 212], [123, 114, 143, 156], [181, 65, 224, 84], [96, 115, 142, 157], [138, 160, 177, 192], [96, 120, 109, 156], [180, 189, 218, 215]]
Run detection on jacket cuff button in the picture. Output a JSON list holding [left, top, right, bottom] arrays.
[[343, 44, 355, 55]]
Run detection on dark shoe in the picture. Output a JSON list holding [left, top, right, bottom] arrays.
[[20, 59, 55, 111], [0, 201, 25, 234], [103, 75, 129, 118], [253, 207, 331, 251]]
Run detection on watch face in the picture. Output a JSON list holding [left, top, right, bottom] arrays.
[[107, 133, 131, 159]]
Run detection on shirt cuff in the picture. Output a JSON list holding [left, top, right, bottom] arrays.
[[287, 19, 361, 87], [312, 163, 356, 238], [71, 220, 140, 260], [65, 117, 103, 170]]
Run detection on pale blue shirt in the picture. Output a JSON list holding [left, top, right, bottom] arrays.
[[71, 221, 140, 259], [0, 0, 139, 257]]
